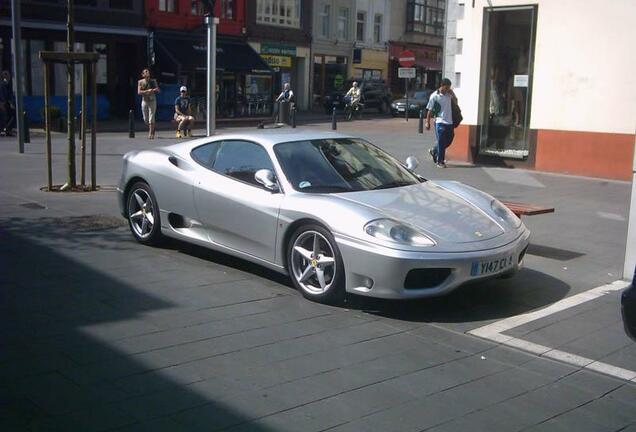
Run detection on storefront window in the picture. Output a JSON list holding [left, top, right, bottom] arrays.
[[94, 44, 108, 85], [479, 7, 536, 159], [245, 74, 273, 116], [29, 40, 45, 96]]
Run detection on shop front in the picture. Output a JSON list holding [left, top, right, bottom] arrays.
[[313, 55, 349, 107], [388, 42, 441, 95], [249, 42, 311, 111], [154, 32, 273, 119]]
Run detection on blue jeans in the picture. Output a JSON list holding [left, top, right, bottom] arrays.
[[434, 122, 454, 164]]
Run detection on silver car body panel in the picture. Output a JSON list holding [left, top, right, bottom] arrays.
[[118, 129, 531, 299]]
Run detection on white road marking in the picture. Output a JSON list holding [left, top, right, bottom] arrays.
[[469, 280, 636, 383], [597, 211, 626, 222]]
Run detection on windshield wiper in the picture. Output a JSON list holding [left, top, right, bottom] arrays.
[[372, 181, 414, 190], [300, 185, 353, 193]]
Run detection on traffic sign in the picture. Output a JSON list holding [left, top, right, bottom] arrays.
[[398, 50, 415, 67], [398, 67, 416, 79]]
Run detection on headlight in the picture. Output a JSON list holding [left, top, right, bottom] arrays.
[[364, 219, 435, 247], [490, 200, 521, 228], [409, 104, 419, 109], [391, 102, 398, 108]]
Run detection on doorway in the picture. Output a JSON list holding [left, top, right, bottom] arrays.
[[479, 6, 537, 159]]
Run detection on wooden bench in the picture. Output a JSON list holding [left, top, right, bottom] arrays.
[[501, 201, 555, 218]]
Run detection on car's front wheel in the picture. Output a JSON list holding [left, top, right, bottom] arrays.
[[126, 181, 162, 245], [288, 224, 345, 304]]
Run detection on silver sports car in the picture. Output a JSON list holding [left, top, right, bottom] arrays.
[[118, 130, 530, 304]]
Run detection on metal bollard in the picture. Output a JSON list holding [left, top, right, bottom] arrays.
[[129, 109, 135, 138], [291, 106, 296, 128], [23, 111, 30, 143], [418, 110, 424, 134], [331, 106, 337, 130]]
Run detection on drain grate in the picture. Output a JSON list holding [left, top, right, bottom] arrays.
[[20, 202, 47, 210]]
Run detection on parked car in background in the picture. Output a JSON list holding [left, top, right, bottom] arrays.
[[622, 266, 636, 340], [391, 89, 434, 117], [323, 80, 391, 114]]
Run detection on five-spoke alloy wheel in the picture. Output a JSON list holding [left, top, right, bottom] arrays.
[[127, 182, 162, 245], [288, 224, 345, 304]]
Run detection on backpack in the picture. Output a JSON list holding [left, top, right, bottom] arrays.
[[451, 98, 463, 128]]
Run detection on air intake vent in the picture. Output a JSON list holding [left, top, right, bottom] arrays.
[[404, 268, 451, 289]]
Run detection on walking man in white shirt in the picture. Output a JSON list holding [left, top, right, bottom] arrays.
[[425, 78, 457, 168]]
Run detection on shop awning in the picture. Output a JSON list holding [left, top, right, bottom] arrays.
[[155, 34, 272, 74]]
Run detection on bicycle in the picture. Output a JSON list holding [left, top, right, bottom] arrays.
[[343, 97, 363, 121]]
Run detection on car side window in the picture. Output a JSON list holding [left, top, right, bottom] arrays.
[[212, 140, 275, 187], [191, 142, 221, 169]]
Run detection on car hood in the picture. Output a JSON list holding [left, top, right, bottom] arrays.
[[334, 182, 505, 244]]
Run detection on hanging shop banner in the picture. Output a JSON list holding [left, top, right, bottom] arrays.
[[261, 54, 292, 68]]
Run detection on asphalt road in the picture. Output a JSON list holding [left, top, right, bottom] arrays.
[[1, 116, 634, 431]]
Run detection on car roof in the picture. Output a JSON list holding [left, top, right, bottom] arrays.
[[162, 128, 357, 153]]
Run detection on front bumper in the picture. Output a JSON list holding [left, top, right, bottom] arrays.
[[335, 229, 531, 299]]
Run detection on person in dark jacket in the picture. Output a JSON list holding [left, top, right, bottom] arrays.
[[0, 71, 16, 136]]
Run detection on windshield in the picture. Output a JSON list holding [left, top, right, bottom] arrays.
[[274, 138, 421, 193], [405, 90, 431, 99]]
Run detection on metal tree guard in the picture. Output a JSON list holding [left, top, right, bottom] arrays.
[[39, 52, 99, 191]]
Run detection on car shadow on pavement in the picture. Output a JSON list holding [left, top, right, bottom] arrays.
[[0, 219, 280, 431], [344, 268, 571, 324]]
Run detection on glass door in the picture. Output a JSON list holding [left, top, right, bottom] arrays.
[[479, 6, 537, 159]]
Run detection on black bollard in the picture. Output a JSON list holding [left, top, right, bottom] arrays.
[[129, 109, 135, 138], [23, 111, 30, 143], [291, 106, 296, 128], [418, 109, 424, 134], [331, 106, 337, 130]]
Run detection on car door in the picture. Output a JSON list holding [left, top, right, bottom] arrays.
[[192, 139, 283, 263]]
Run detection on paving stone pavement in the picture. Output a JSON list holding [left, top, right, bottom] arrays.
[[0, 117, 634, 431]]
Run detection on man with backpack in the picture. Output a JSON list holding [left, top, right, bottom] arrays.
[[425, 78, 461, 168]]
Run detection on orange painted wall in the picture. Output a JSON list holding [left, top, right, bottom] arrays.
[[535, 130, 635, 181], [446, 124, 472, 162]]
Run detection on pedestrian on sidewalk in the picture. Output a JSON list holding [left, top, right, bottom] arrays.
[[0, 71, 16, 136], [274, 82, 294, 123], [174, 86, 194, 138], [137, 68, 160, 139], [425, 78, 457, 168]]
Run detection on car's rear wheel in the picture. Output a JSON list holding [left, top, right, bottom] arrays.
[[126, 182, 162, 245], [288, 224, 345, 304]]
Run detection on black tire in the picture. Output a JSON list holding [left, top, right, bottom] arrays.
[[126, 181, 162, 245], [344, 106, 353, 121], [287, 224, 346, 304]]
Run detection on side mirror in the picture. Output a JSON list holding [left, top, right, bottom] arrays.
[[255, 169, 279, 192], [405, 156, 419, 171]]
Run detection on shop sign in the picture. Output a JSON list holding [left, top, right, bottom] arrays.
[[261, 43, 296, 57], [261, 54, 292, 68], [398, 67, 416, 78], [514, 74, 529, 87]]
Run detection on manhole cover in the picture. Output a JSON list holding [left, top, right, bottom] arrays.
[[20, 203, 47, 210]]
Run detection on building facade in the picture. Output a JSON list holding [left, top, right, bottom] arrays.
[[246, 0, 312, 110], [351, 0, 390, 82], [0, 0, 147, 120], [387, 0, 444, 96], [146, 0, 275, 119], [311, 0, 356, 107], [443, 0, 636, 181]]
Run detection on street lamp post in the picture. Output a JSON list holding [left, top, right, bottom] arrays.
[[205, 15, 218, 137], [10, 0, 25, 153]]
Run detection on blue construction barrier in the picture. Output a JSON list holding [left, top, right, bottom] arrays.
[[23, 95, 110, 123]]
